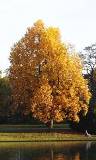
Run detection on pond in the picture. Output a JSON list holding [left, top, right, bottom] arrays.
[[0, 141, 96, 160]]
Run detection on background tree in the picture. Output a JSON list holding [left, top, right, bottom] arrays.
[[79, 44, 96, 97], [80, 44, 96, 74], [9, 20, 90, 128], [0, 71, 11, 122], [78, 43, 96, 132]]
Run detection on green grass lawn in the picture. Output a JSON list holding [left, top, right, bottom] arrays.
[[0, 124, 71, 132], [0, 124, 95, 142], [0, 132, 96, 142], [0, 123, 70, 128]]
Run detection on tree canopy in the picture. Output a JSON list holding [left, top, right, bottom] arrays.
[[9, 20, 91, 125], [79, 43, 96, 75]]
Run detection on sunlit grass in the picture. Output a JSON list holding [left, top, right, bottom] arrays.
[[0, 132, 96, 142]]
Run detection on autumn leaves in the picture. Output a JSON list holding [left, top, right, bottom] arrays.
[[9, 20, 91, 126]]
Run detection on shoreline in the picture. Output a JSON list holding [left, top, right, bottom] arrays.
[[0, 132, 96, 142]]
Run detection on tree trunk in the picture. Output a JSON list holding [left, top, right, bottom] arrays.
[[50, 119, 53, 129], [50, 149, 53, 160], [46, 119, 53, 128]]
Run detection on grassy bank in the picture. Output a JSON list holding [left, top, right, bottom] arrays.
[[0, 132, 96, 142], [0, 124, 71, 133]]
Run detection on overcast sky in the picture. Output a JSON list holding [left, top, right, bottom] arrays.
[[0, 0, 96, 71]]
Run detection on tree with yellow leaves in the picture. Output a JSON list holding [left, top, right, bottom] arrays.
[[9, 20, 90, 127]]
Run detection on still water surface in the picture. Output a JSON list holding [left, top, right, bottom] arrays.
[[0, 141, 96, 160]]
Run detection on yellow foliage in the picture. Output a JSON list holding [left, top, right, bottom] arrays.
[[9, 20, 91, 122]]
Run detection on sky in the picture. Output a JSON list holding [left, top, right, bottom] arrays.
[[0, 0, 96, 72]]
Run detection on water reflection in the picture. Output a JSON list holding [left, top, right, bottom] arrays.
[[0, 141, 96, 160], [85, 141, 92, 150]]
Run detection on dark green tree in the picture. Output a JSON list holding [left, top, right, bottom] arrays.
[[79, 43, 96, 132], [0, 74, 11, 122]]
